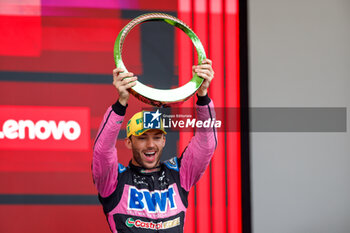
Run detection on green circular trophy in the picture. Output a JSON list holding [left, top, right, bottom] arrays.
[[114, 12, 207, 107]]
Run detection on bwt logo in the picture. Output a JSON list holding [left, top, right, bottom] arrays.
[[0, 106, 90, 151], [128, 185, 177, 213], [143, 110, 162, 129]]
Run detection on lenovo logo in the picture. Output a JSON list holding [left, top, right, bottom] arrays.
[[0, 120, 81, 140], [0, 106, 90, 151]]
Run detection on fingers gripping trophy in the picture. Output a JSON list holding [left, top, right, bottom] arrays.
[[92, 13, 217, 233]]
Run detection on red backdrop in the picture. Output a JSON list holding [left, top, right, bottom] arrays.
[[0, 0, 241, 232]]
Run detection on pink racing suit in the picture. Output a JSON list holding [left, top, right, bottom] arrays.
[[92, 95, 217, 233]]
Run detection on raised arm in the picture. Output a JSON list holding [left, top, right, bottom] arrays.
[[179, 95, 217, 191], [179, 59, 217, 191], [92, 68, 137, 197]]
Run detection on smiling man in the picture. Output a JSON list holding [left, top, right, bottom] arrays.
[[92, 59, 217, 233]]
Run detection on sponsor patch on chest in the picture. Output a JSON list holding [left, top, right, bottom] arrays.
[[127, 184, 177, 213], [125, 217, 180, 230]]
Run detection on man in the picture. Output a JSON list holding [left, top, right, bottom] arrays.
[[92, 59, 216, 233]]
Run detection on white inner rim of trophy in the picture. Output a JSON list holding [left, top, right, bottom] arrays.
[[132, 81, 198, 101]]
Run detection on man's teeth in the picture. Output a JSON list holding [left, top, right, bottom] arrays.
[[145, 152, 156, 156]]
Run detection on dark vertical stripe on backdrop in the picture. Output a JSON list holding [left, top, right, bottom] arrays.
[[225, 0, 243, 233], [239, 0, 252, 233]]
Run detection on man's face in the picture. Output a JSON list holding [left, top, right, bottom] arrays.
[[125, 129, 166, 169]]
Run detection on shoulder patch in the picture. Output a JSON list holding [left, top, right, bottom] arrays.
[[118, 163, 127, 174], [164, 157, 179, 171]]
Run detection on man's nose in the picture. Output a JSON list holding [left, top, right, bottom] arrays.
[[146, 138, 155, 147]]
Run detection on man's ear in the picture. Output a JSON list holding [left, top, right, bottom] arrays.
[[124, 137, 132, 149]]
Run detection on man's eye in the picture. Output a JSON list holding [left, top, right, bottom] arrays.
[[154, 136, 162, 140]]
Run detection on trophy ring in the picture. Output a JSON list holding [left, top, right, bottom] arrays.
[[114, 12, 207, 107]]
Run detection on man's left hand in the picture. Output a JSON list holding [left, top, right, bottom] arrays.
[[192, 59, 214, 96]]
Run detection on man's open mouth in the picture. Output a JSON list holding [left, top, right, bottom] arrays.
[[144, 151, 156, 157]]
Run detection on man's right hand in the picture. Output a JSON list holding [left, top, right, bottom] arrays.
[[112, 68, 137, 106]]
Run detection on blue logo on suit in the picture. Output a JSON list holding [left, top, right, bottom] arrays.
[[128, 185, 176, 213]]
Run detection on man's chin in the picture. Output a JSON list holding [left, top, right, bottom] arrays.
[[141, 157, 161, 168], [143, 161, 159, 169]]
